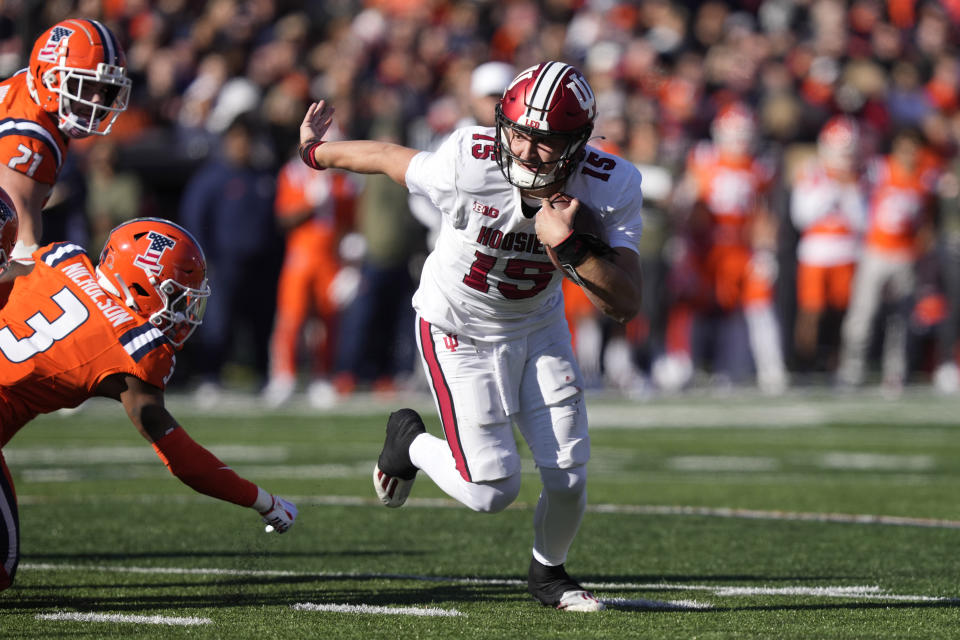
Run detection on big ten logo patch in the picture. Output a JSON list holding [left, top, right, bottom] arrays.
[[472, 201, 499, 219]]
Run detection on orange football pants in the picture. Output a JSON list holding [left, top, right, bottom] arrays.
[[270, 224, 340, 378]]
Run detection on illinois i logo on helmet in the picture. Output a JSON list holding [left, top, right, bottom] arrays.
[[36, 26, 74, 63], [133, 232, 177, 279]]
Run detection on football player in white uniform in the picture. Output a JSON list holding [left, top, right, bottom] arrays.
[[299, 61, 644, 612]]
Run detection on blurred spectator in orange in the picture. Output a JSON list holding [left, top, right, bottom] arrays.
[[837, 128, 940, 393], [262, 148, 357, 409], [790, 116, 868, 372], [677, 102, 789, 392]]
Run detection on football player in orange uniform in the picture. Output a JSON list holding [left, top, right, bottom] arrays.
[[263, 157, 355, 408], [837, 128, 940, 391], [0, 212, 297, 592], [1, 19, 130, 259], [680, 102, 788, 392], [790, 116, 867, 369]]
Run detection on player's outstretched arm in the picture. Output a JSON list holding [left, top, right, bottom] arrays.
[[97, 373, 298, 533], [298, 100, 418, 186], [0, 163, 52, 257]]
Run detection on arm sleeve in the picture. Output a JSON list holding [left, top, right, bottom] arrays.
[[151, 427, 259, 507]]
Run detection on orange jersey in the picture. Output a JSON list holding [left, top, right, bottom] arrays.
[[864, 154, 938, 254], [275, 158, 340, 256], [686, 142, 774, 247], [0, 242, 176, 444], [0, 70, 68, 185]]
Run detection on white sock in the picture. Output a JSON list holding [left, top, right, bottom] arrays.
[[532, 466, 587, 566], [409, 433, 519, 513]]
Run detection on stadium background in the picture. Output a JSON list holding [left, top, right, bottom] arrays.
[[2, 0, 958, 397]]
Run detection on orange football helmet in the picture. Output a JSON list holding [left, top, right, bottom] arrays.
[[0, 187, 18, 274], [818, 115, 860, 175], [96, 218, 210, 348], [711, 102, 756, 157], [26, 19, 131, 138]]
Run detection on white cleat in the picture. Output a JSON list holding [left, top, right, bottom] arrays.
[[373, 464, 416, 508], [557, 589, 605, 612], [372, 409, 425, 507]]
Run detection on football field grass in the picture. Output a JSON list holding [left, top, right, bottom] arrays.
[[3, 388, 960, 639]]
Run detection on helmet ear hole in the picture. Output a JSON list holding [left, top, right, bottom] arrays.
[[131, 282, 150, 296]]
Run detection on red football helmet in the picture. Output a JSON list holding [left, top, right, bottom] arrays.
[[26, 19, 131, 138], [0, 187, 18, 274], [711, 102, 756, 156], [96, 218, 210, 348], [495, 62, 596, 189], [818, 115, 860, 174]]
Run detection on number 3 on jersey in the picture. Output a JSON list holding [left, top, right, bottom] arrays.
[[0, 287, 89, 362]]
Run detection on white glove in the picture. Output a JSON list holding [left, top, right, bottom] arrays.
[[258, 494, 298, 534]]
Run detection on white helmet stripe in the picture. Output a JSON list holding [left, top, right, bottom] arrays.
[[525, 62, 569, 125]]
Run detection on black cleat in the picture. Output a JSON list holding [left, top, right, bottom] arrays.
[[372, 409, 426, 507], [528, 557, 605, 612]]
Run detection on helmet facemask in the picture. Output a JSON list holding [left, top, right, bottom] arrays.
[[149, 276, 209, 347], [45, 61, 130, 138], [494, 104, 592, 190]]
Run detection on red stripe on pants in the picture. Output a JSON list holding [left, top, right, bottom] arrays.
[[418, 318, 471, 481]]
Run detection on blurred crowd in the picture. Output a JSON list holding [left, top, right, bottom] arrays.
[[6, 0, 960, 402]]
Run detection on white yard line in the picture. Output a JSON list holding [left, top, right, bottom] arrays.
[[16, 490, 960, 530], [292, 602, 462, 616], [21, 563, 955, 604], [602, 598, 714, 610], [36, 611, 210, 625], [48, 390, 960, 427], [587, 503, 960, 529], [587, 582, 956, 602]]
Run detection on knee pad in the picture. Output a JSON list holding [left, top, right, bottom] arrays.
[[539, 465, 587, 497], [467, 473, 521, 514]]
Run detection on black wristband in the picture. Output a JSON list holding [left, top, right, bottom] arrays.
[[552, 231, 615, 268], [299, 139, 325, 170], [551, 231, 591, 267]]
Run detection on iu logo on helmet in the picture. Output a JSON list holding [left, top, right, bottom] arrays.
[[133, 231, 177, 277], [565, 74, 596, 119]]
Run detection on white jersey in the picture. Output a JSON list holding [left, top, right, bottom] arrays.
[[405, 126, 644, 341], [790, 159, 867, 266]]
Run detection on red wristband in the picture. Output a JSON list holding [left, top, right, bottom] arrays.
[[299, 139, 326, 170]]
